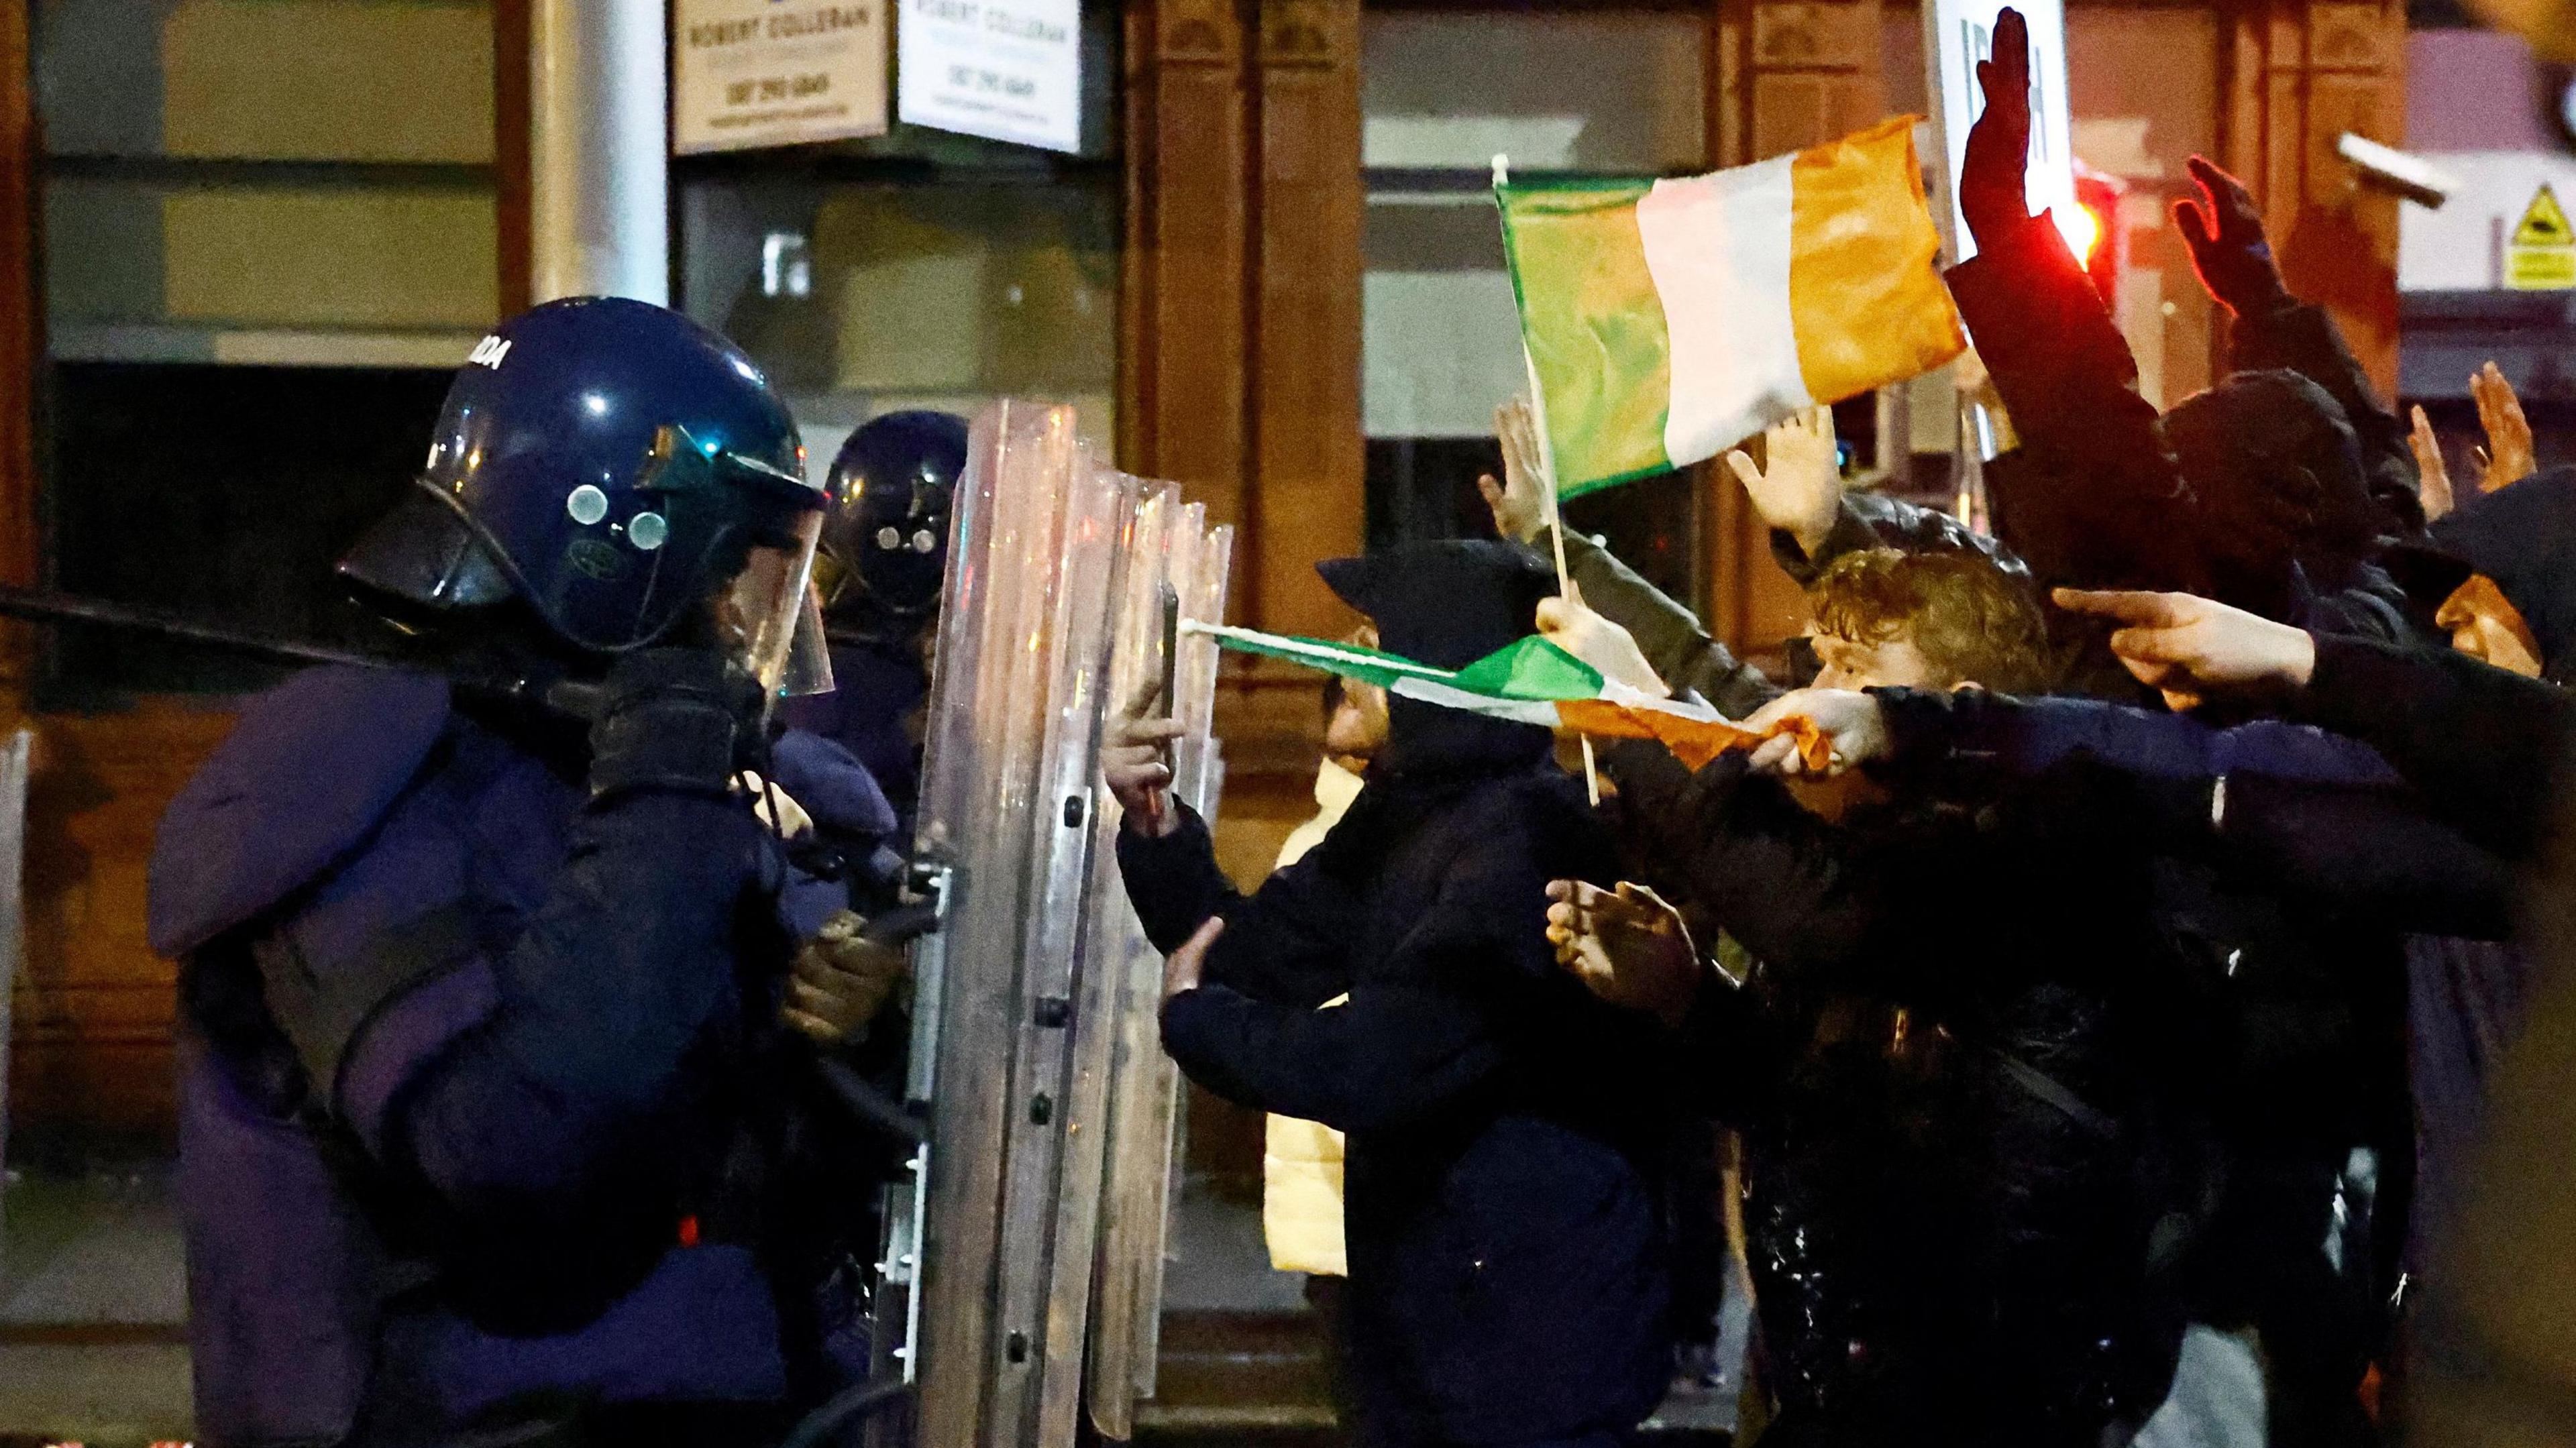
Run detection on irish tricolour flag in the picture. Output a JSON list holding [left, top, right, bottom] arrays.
[[1500, 116, 1966, 496], [1183, 621, 1828, 772]]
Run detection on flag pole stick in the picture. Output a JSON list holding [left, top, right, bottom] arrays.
[[1527, 368, 1601, 806], [1496, 169, 1602, 804]]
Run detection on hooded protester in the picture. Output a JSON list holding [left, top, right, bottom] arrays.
[[2365, 470, 2576, 1310], [1943, 15, 2428, 649], [1927, 23, 2428, 1443], [1102, 539, 1672, 1448], [2391, 466, 2576, 684]]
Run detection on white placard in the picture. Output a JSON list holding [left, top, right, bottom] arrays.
[[896, 0, 1082, 154], [675, 0, 890, 154], [1922, 0, 2078, 264]]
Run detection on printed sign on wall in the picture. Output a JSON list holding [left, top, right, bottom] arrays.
[[896, 0, 1082, 154], [1921, 0, 2078, 264], [2506, 183, 2576, 290], [676, 0, 890, 154]]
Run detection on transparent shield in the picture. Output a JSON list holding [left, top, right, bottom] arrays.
[[904, 398, 1233, 1448], [912, 399, 1081, 1448], [983, 442, 1126, 1448]]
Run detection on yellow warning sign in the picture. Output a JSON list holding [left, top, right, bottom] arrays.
[[2507, 183, 2576, 290]]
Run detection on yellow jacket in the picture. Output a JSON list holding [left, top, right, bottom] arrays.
[[1262, 759, 1362, 1276]]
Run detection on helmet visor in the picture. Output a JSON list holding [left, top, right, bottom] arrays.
[[718, 509, 834, 699], [782, 579, 835, 698]]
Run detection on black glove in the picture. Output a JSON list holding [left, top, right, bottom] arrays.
[[1959, 7, 2035, 254], [2174, 155, 2292, 318], [588, 648, 766, 803]]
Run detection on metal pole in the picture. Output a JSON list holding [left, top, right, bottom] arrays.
[[0, 728, 34, 1280], [529, 0, 669, 305]]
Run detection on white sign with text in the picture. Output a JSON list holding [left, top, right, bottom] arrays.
[[1922, 0, 2078, 264], [675, 0, 889, 154], [896, 0, 1082, 154]]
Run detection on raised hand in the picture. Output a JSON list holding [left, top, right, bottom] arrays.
[[2410, 405, 2456, 521], [1477, 396, 1550, 545], [2172, 156, 2289, 317], [1103, 673, 1185, 836], [1545, 879, 1701, 1031], [1960, 7, 2035, 252], [1743, 688, 1888, 778], [2051, 587, 2316, 710], [1536, 588, 1670, 698], [2471, 361, 2536, 492], [1723, 405, 1841, 561]]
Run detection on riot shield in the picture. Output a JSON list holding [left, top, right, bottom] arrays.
[[1087, 510, 1231, 1439], [897, 401, 1230, 1448]]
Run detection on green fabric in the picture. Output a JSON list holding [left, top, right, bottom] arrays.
[[1497, 178, 1671, 498], [1191, 624, 1605, 703], [1448, 635, 1605, 701]]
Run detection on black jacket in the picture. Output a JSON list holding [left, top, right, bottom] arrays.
[[1602, 738, 2194, 1445], [1949, 215, 2428, 647], [2291, 632, 2575, 862], [1124, 729, 1672, 1447], [1862, 685, 2517, 942]]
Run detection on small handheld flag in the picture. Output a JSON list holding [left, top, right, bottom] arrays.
[[1185, 620, 1831, 773]]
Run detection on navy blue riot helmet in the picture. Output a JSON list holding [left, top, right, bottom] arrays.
[[815, 409, 968, 645], [339, 296, 832, 693]]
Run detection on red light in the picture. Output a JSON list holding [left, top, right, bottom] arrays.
[[2059, 203, 2103, 266]]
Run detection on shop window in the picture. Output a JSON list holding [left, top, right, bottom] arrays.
[[679, 165, 1120, 469], [30, 1, 500, 700], [42, 364, 447, 702], [675, 3, 1122, 471], [1359, 9, 1708, 604]]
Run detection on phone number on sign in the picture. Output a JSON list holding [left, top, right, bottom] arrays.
[[725, 73, 835, 105], [947, 64, 1035, 99]]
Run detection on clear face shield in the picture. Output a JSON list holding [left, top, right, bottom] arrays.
[[716, 508, 837, 701]]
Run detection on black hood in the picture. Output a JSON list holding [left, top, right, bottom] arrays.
[[1318, 539, 1560, 779], [2393, 466, 2576, 675], [2159, 370, 2380, 563]]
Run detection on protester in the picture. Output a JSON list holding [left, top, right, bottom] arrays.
[[1105, 539, 1674, 1448], [1263, 635, 1390, 1423], [1946, 13, 2427, 650], [1481, 396, 2033, 712], [1539, 541, 2194, 1447]]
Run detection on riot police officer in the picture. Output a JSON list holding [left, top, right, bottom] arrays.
[[150, 297, 893, 1447], [779, 408, 966, 840]]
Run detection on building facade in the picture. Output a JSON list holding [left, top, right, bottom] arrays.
[[0, 0, 2407, 1142]]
